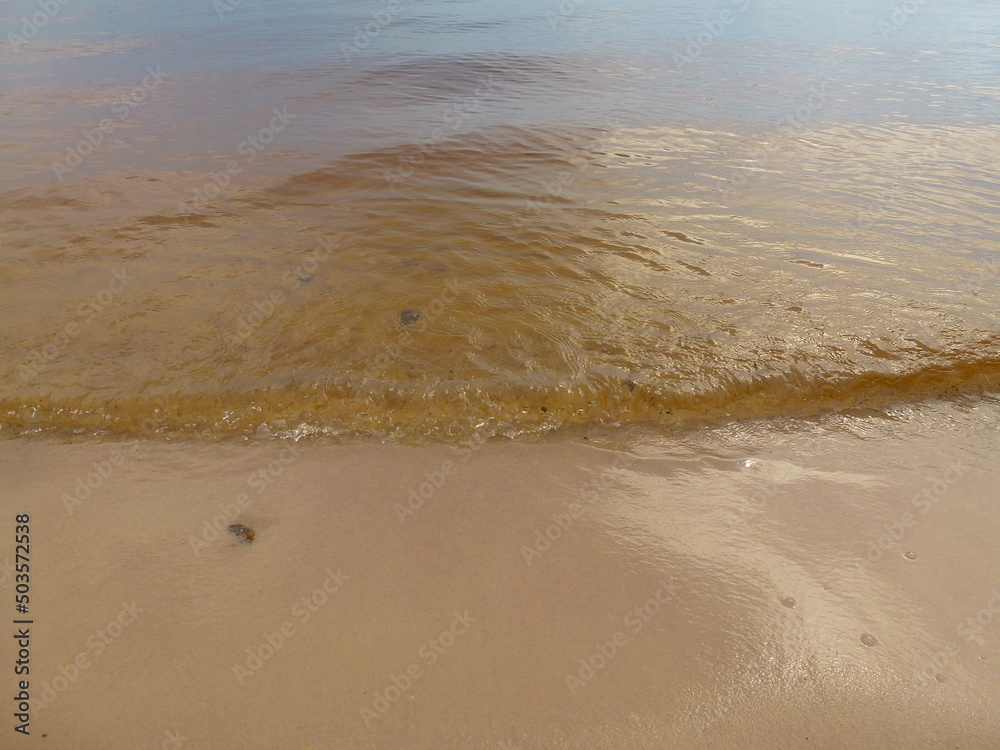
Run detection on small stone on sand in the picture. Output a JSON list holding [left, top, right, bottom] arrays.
[[228, 523, 256, 543]]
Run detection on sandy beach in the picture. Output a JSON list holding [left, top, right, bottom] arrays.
[[4, 0, 999, 746], [3, 397, 998, 748]]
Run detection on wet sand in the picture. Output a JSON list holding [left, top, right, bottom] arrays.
[[4, 400, 1000, 749]]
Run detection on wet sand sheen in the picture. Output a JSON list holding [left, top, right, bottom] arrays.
[[8, 400, 1000, 748]]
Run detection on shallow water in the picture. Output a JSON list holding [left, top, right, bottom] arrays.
[[1, 0, 998, 441]]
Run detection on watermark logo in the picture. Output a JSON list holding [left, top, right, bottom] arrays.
[[672, 0, 751, 72], [360, 611, 476, 727], [233, 567, 350, 685], [877, 0, 930, 39], [394, 433, 485, 524], [62, 441, 140, 515], [18, 268, 136, 382], [52, 66, 168, 182], [340, 1, 404, 59], [565, 580, 678, 694], [33, 600, 143, 715], [6, 0, 73, 53], [179, 108, 296, 214], [188, 441, 302, 556]]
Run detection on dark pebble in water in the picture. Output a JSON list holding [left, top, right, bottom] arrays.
[[781, 597, 796, 608], [399, 310, 421, 326], [904, 551, 917, 560], [860, 633, 879, 647]]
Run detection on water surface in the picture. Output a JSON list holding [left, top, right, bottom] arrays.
[[1, 0, 998, 440]]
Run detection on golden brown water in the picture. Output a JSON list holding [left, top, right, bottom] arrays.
[[2, 0, 998, 441]]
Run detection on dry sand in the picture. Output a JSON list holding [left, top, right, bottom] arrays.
[[2, 399, 1000, 749]]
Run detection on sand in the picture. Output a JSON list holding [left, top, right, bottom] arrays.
[[3, 399, 1000, 749]]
